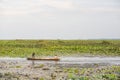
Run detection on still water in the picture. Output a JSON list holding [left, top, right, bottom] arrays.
[[0, 57, 120, 66]]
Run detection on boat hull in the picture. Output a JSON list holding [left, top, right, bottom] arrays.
[[27, 58, 60, 61]]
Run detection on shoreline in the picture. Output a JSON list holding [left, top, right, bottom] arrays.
[[0, 56, 120, 80]]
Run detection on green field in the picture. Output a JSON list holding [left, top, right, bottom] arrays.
[[0, 40, 120, 57]]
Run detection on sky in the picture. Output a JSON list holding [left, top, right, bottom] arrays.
[[0, 0, 120, 39]]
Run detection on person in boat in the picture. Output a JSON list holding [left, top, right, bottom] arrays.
[[32, 52, 35, 59]]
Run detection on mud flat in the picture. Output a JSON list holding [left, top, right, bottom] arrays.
[[0, 57, 120, 80]]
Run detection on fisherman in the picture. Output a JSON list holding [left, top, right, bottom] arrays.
[[32, 52, 35, 59]]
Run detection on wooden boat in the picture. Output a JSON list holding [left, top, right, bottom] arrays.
[[27, 57, 60, 61]]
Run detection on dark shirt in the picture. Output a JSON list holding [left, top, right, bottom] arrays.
[[32, 53, 35, 58]]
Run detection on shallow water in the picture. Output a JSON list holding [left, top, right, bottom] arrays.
[[60, 57, 120, 65], [0, 57, 120, 65]]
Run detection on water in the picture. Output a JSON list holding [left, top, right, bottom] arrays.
[[60, 57, 120, 65], [0, 57, 120, 65]]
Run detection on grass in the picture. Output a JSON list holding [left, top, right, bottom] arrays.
[[64, 65, 120, 80], [0, 40, 120, 57], [34, 64, 44, 68], [39, 77, 44, 80], [15, 66, 22, 68]]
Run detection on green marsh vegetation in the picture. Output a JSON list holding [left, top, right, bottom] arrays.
[[0, 40, 120, 57], [63, 65, 120, 80]]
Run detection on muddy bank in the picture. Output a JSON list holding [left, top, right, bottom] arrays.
[[0, 57, 120, 80]]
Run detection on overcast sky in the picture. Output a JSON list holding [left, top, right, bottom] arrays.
[[0, 0, 120, 39]]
